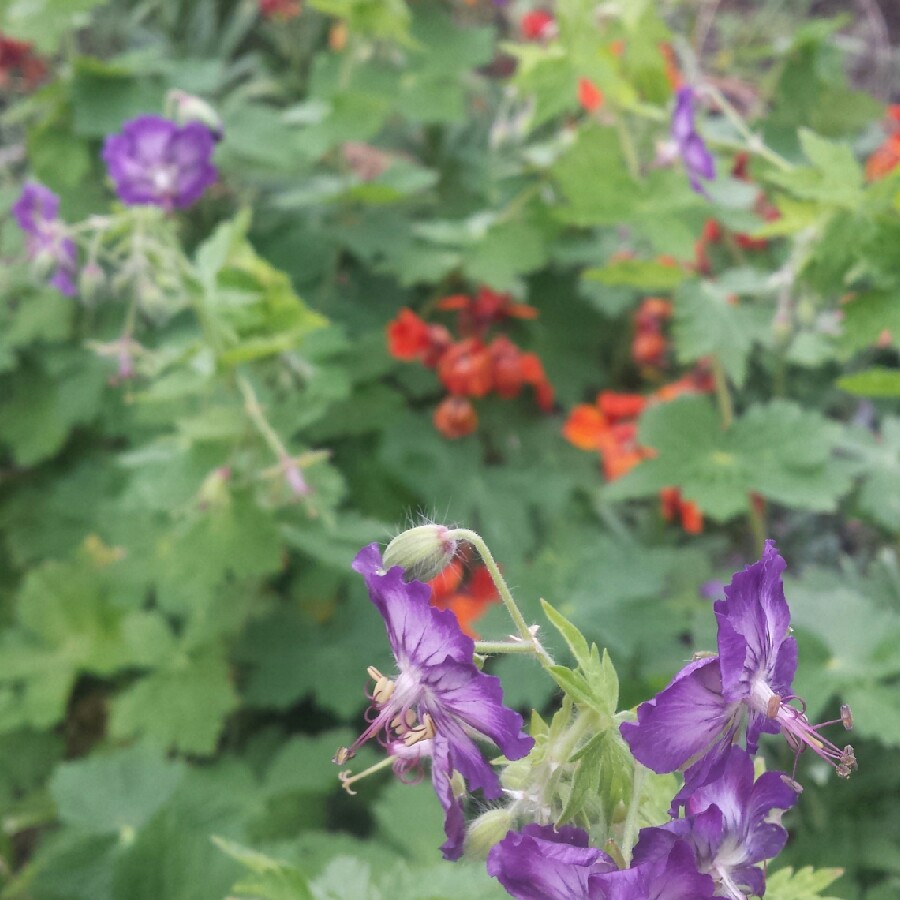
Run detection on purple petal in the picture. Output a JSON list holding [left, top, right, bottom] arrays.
[[102, 114, 217, 209], [714, 541, 790, 685], [426, 659, 534, 762], [12, 181, 59, 234], [432, 736, 467, 861], [487, 824, 615, 900], [594, 839, 715, 900], [671, 88, 696, 143], [352, 544, 473, 667], [620, 657, 737, 773]]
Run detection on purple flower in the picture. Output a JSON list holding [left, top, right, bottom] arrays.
[[634, 746, 798, 900], [672, 87, 715, 194], [102, 115, 217, 210], [487, 824, 618, 899], [334, 544, 534, 860], [487, 824, 715, 900], [12, 182, 78, 296], [621, 541, 856, 796]]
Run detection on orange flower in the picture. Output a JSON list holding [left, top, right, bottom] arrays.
[[430, 564, 499, 638], [563, 405, 609, 451], [659, 42, 682, 90], [598, 391, 647, 422], [660, 487, 704, 533], [433, 396, 478, 439], [438, 338, 494, 397], [428, 559, 465, 599], [866, 134, 900, 181], [578, 78, 604, 113], [387, 308, 432, 361]]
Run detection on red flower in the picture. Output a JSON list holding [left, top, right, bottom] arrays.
[[489, 336, 527, 399], [388, 308, 432, 362], [433, 396, 478, 439], [578, 78, 604, 113], [258, 0, 301, 20], [438, 338, 494, 397], [0, 33, 47, 91], [521, 11, 555, 41]]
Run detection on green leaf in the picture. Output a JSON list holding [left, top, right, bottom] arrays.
[[673, 280, 771, 386], [839, 292, 900, 357], [839, 419, 900, 530], [214, 838, 314, 900], [71, 56, 166, 137], [0, 0, 109, 51], [583, 259, 686, 291], [767, 130, 863, 208], [765, 866, 844, 899], [109, 646, 239, 755], [606, 398, 854, 521], [0, 351, 106, 466], [540, 599, 591, 671], [837, 368, 900, 397], [51, 744, 185, 836]]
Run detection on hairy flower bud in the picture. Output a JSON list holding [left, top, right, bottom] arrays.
[[465, 808, 514, 858], [166, 89, 223, 140], [78, 262, 105, 300], [382, 524, 458, 583]]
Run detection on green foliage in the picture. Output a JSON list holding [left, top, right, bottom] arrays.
[[0, 0, 897, 896], [605, 397, 855, 521]]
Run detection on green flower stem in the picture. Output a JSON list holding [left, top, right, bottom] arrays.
[[621, 761, 648, 867], [615, 114, 642, 181], [701, 84, 794, 173], [710, 355, 734, 430], [446, 528, 554, 668], [236, 373, 293, 467], [472, 640, 538, 656], [747, 493, 767, 557]]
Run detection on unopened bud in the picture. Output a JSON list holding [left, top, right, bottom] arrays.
[[196, 466, 232, 511], [166, 89, 223, 140], [464, 809, 513, 858], [79, 262, 105, 300], [382, 524, 458, 583]]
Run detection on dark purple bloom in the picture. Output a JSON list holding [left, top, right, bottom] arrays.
[[102, 115, 217, 210], [621, 541, 856, 795], [487, 825, 715, 900], [334, 544, 534, 860], [12, 182, 77, 296], [672, 88, 715, 194], [634, 746, 797, 900], [487, 824, 618, 899]]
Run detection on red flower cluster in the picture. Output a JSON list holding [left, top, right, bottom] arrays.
[[258, 0, 301, 21], [632, 297, 672, 369], [387, 288, 554, 440], [427, 559, 499, 638], [0, 33, 46, 92], [563, 371, 712, 531], [521, 10, 555, 42], [865, 106, 900, 181]]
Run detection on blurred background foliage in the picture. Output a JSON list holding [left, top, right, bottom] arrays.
[[0, 0, 899, 897]]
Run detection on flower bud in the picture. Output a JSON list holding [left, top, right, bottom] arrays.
[[166, 89, 223, 140], [382, 524, 458, 583], [464, 808, 513, 858], [79, 262, 105, 300]]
